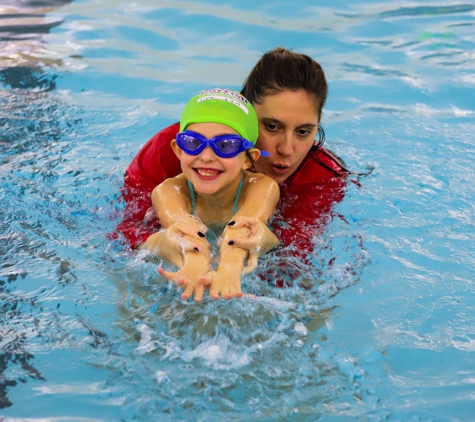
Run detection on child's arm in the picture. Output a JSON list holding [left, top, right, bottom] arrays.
[[226, 172, 280, 261], [201, 174, 280, 299], [140, 176, 212, 300], [224, 215, 280, 274], [140, 175, 208, 266], [151, 175, 196, 229], [158, 243, 211, 302]]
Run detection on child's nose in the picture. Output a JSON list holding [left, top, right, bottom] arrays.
[[198, 146, 217, 161]]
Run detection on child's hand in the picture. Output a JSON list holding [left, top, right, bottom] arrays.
[[159, 264, 207, 302], [158, 227, 211, 302], [199, 267, 243, 300]]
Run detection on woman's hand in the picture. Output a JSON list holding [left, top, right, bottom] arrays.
[[141, 214, 208, 267], [223, 216, 279, 274], [165, 214, 208, 253]]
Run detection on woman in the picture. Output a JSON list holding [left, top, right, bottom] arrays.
[[116, 47, 347, 284]]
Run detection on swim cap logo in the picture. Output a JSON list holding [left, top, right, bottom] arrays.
[[197, 95, 249, 114], [199, 88, 249, 105]]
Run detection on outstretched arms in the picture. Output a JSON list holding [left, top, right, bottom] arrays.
[[141, 172, 280, 301], [199, 173, 280, 299]]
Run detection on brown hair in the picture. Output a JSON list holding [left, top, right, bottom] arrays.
[[241, 47, 328, 147]]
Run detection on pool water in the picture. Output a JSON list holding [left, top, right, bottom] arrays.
[[1, 0, 474, 420]]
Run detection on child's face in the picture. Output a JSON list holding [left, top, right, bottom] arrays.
[[171, 122, 253, 197]]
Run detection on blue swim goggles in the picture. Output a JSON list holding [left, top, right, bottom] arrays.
[[176, 130, 269, 158]]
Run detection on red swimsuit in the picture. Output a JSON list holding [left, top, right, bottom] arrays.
[[115, 122, 348, 253]]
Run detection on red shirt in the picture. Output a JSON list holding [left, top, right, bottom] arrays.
[[115, 122, 348, 252]]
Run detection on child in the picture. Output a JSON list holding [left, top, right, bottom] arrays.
[[141, 88, 280, 301]]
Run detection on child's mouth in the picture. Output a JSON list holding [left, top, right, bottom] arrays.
[[195, 168, 222, 178]]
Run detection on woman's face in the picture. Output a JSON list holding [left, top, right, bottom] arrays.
[[253, 90, 320, 184]]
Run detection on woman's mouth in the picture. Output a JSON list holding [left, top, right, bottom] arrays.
[[271, 164, 290, 174]]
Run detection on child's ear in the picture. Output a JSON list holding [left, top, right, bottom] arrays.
[[170, 139, 183, 159], [242, 148, 261, 170]]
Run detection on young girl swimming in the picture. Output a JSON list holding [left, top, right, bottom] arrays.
[[141, 88, 280, 301]]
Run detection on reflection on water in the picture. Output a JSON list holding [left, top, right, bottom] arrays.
[[0, 0, 72, 89]]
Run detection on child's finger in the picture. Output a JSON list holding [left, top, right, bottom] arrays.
[[208, 280, 220, 300], [221, 286, 232, 300], [230, 278, 243, 298], [217, 281, 235, 300], [193, 284, 205, 302], [158, 267, 178, 282], [231, 287, 243, 298], [198, 274, 213, 286], [181, 283, 194, 300]]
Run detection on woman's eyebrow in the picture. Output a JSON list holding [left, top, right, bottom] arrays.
[[297, 123, 318, 129], [260, 117, 282, 124], [261, 117, 317, 129]]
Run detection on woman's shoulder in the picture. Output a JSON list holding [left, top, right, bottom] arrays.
[[309, 147, 348, 175], [286, 147, 348, 187]]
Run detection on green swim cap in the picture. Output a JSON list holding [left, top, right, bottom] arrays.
[[180, 88, 258, 144]]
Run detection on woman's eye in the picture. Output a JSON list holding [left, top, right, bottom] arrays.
[[297, 129, 311, 136], [265, 124, 278, 131]]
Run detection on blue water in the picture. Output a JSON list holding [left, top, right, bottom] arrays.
[[1, 0, 474, 420]]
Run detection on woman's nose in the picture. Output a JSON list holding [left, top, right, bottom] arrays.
[[277, 133, 294, 156]]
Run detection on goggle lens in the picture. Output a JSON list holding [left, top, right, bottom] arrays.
[[180, 133, 203, 152], [214, 138, 245, 155], [176, 130, 253, 158]]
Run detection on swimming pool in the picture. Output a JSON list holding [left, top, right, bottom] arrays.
[[1, 0, 474, 420]]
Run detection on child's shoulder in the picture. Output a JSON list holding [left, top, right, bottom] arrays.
[[161, 173, 188, 186], [244, 171, 279, 189], [154, 173, 188, 194]]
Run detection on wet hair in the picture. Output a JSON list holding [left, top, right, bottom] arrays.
[[241, 47, 328, 147]]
